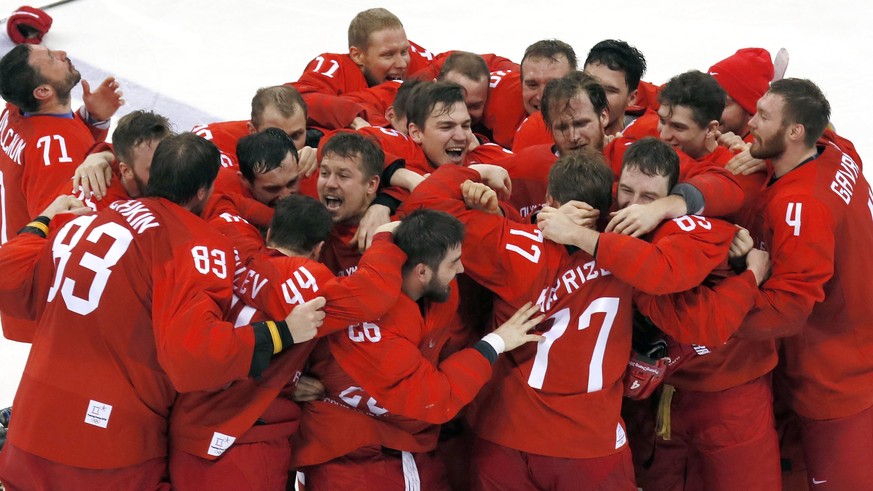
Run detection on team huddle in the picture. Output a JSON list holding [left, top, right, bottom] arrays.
[[0, 6, 868, 491]]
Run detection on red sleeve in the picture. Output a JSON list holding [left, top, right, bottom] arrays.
[[635, 270, 759, 346], [512, 112, 553, 152], [595, 216, 734, 294], [679, 154, 744, 217], [329, 301, 493, 424], [152, 237, 255, 393], [291, 53, 369, 129], [235, 233, 407, 335], [0, 230, 48, 320], [466, 143, 514, 165], [738, 195, 833, 339], [339, 81, 403, 127], [402, 165, 556, 303], [620, 110, 660, 140], [481, 70, 526, 148]]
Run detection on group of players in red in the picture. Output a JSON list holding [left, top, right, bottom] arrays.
[[0, 6, 868, 491]]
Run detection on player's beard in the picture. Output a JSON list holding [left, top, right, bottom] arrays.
[[750, 125, 788, 160], [422, 276, 452, 303], [52, 67, 82, 108]]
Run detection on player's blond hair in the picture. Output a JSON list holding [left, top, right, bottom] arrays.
[[348, 8, 404, 50], [250, 85, 307, 129]]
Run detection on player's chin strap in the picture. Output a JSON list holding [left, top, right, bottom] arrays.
[[655, 384, 676, 441]]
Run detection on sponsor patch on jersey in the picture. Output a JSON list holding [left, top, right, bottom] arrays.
[[208, 431, 236, 457], [615, 422, 627, 449], [84, 400, 113, 429]]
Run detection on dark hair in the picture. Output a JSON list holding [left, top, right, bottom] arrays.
[[584, 39, 647, 91], [144, 133, 220, 205], [393, 209, 465, 275], [0, 45, 43, 113], [622, 137, 680, 191], [541, 71, 608, 129], [268, 194, 333, 254], [348, 8, 403, 50], [391, 78, 425, 120], [658, 70, 726, 128], [438, 51, 489, 83], [547, 148, 613, 217], [768, 78, 831, 147], [250, 85, 307, 129], [521, 40, 578, 74], [237, 128, 299, 182], [112, 110, 173, 165], [406, 81, 465, 130], [321, 132, 384, 180]]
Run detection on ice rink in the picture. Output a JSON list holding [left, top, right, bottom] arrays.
[[0, 0, 870, 406]]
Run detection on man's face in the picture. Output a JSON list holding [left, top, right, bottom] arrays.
[[247, 151, 300, 208], [443, 71, 488, 124], [119, 139, 159, 198], [749, 93, 789, 160], [658, 105, 710, 160], [521, 55, 571, 115], [28, 45, 81, 99], [548, 92, 607, 156], [352, 27, 411, 86], [719, 95, 751, 136], [583, 62, 636, 132], [410, 101, 471, 167], [317, 152, 378, 224], [255, 105, 307, 150], [616, 166, 670, 209], [421, 244, 463, 302]]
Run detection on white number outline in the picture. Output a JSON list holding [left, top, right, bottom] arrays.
[[527, 297, 620, 392], [47, 216, 133, 315], [504, 228, 543, 263], [36, 134, 73, 166]]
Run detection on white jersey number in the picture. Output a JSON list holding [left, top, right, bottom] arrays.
[[527, 297, 620, 392], [47, 215, 134, 315]]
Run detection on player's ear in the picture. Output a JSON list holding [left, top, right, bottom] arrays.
[[349, 45, 364, 66], [415, 262, 431, 283], [118, 161, 134, 180], [408, 122, 423, 144], [311, 241, 325, 261], [545, 194, 558, 208]]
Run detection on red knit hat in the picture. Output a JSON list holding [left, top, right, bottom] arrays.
[[6, 6, 53, 45], [708, 48, 773, 115]]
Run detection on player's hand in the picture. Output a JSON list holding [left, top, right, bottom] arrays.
[[373, 219, 401, 236], [606, 202, 665, 237], [82, 77, 124, 122], [745, 248, 771, 286], [725, 146, 768, 176], [729, 225, 754, 259], [284, 296, 326, 344], [292, 375, 326, 402], [351, 204, 391, 252], [71, 150, 114, 200], [716, 131, 746, 151], [493, 302, 545, 352], [297, 146, 318, 178], [537, 205, 582, 245], [350, 117, 371, 130], [461, 180, 500, 215], [557, 200, 599, 229], [390, 168, 425, 192], [468, 164, 511, 200], [39, 195, 90, 220]]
